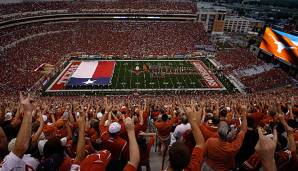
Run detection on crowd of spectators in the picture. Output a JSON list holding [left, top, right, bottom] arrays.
[[240, 68, 293, 92], [73, 21, 209, 57], [0, 89, 297, 171], [0, 1, 70, 15], [215, 48, 293, 92], [0, 2, 297, 170], [0, 21, 208, 96], [0, 0, 197, 21], [215, 48, 264, 74], [0, 23, 73, 47], [0, 23, 74, 96]]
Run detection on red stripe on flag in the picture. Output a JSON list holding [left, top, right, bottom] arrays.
[[92, 61, 115, 79], [91, 61, 102, 79]]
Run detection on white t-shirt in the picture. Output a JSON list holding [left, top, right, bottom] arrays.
[[0, 152, 39, 171]]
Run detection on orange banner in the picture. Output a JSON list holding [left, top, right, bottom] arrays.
[[260, 27, 298, 65]]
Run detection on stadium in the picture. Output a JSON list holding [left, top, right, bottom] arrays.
[[0, 0, 297, 171]]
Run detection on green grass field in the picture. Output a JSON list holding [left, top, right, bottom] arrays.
[[110, 60, 207, 89]]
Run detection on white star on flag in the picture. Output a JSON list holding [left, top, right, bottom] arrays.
[[83, 79, 96, 85]]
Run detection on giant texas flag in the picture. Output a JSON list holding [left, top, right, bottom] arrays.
[[67, 61, 116, 86]]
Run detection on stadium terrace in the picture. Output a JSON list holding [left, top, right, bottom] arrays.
[[0, 1, 297, 171]]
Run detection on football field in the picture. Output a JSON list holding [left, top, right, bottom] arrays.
[[45, 59, 226, 94], [112, 60, 205, 89]]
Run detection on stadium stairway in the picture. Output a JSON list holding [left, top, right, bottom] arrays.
[[147, 147, 165, 171]]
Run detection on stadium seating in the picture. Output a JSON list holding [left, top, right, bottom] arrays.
[[0, 2, 297, 171], [0, 89, 297, 170], [0, 21, 209, 95], [215, 48, 264, 74], [240, 68, 292, 92], [0, 0, 197, 21], [215, 48, 293, 92]]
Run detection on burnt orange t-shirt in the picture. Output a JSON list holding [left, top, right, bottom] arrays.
[[59, 156, 74, 171], [199, 124, 218, 140], [251, 111, 264, 125], [184, 146, 204, 171], [141, 111, 148, 132], [79, 150, 111, 171], [152, 111, 160, 118], [294, 131, 298, 143], [99, 125, 109, 141], [140, 136, 155, 165], [204, 131, 245, 171], [102, 135, 128, 161], [261, 115, 274, 125], [155, 118, 176, 138], [55, 128, 68, 139]]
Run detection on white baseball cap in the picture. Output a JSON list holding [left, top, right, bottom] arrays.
[[60, 137, 67, 146], [4, 112, 13, 121], [108, 122, 121, 134], [42, 115, 48, 122], [96, 112, 103, 120]]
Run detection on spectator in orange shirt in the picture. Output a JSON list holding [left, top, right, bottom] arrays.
[[70, 115, 112, 171], [164, 105, 205, 171], [137, 134, 155, 171], [154, 110, 176, 154], [199, 115, 219, 140], [54, 119, 67, 139], [203, 104, 248, 171]]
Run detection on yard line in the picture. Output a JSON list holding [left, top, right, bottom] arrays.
[[136, 62, 139, 89], [124, 62, 126, 81], [175, 61, 188, 88], [143, 61, 146, 89], [156, 64, 161, 89], [164, 61, 175, 88], [180, 76, 188, 89], [172, 61, 181, 88], [185, 70, 197, 88], [168, 74, 175, 88], [186, 61, 200, 88]]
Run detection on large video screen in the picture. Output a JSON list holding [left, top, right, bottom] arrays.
[[260, 27, 298, 66]]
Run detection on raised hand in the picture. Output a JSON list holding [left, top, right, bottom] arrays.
[[255, 127, 277, 171], [185, 106, 196, 122], [77, 115, 86, 130], [240, 103, 248, 116], [124, 117, 135, 132], [190, 99, 195, 111], [19, 92, 34, 113], [37, 114, 45, 126], [199, 98, 206, 108]]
